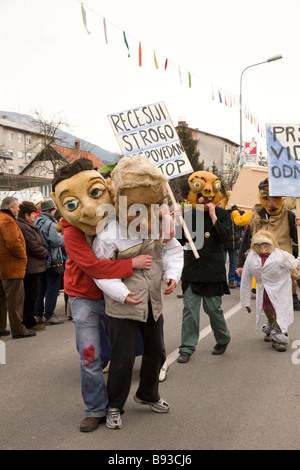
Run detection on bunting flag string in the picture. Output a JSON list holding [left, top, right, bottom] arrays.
[[81, 3, 91, 35], [78, 0, 264, 137], [154, 51, 159, 69], [178, 66, 182, 84], [139, 41, 142, 67], [103, 18, 108, 44], [123, 31, 130, 57]]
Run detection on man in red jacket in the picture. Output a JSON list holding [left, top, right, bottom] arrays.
[[51, 158, 152, 432]]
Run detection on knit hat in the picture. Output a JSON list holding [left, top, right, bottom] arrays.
[[41, 199, 56, 211], [258, 178, 269, 191]]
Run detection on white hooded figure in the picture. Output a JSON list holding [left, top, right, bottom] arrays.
[[240, 229, 299, 351]]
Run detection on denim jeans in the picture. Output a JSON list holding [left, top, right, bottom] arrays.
[[34, 269, 62, 319], [69, 296, 109, 418], [224, 248, 238, 284]]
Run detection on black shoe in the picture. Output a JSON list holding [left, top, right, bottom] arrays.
[[12, 330, 36, 339], [0, 329, 10, 337], [212, 338, 230, 355], [177, 352, 190, 363], [293, 296, 300, 311]]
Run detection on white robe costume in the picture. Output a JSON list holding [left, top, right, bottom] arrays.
[[240, 248, 299, 333]]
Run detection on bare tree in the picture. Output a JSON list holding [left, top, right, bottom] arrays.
[[25, 110, 72, 178]]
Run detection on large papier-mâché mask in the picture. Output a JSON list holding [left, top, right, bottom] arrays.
[[51, 169, 113, 235], [187, 170, 223, 210], [259, 190, 283, 216], [251, 230, 276, 255]]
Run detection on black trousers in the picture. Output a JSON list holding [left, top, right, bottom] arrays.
[[23, 273, 39, 328], [107, 303, 166, 412]]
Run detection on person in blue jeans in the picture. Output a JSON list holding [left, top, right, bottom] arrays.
[[34, 199, 65, 325], [50, 158, 152, 433]]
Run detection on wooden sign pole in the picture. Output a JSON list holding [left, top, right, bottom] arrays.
[[166, 182, 199, 259], [296, 198, 300, 255]]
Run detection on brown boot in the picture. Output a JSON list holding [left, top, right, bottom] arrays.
[[28, 324, 46, 331], [80, 416, 105, 432]]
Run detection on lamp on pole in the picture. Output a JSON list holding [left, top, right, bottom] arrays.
[[239, 54, 282, 163]]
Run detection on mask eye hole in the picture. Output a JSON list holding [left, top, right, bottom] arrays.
[[64, 199, 79, 211], [89, 188, 104, 198], [213, 181, 221, 192]]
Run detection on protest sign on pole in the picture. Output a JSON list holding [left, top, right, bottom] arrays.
[[108, 101, 193, 179], [108, 101, 199, 258], [266, 123, 300, 254]]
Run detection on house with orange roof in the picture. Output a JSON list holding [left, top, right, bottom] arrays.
[[52, 140, 106, 169], [19, 140, 106, 197]]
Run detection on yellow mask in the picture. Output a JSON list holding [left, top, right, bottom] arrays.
[[259, 190, 283, 216], [187, 170, 223, 210]]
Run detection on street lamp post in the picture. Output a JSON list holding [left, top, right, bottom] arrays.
[[239, 54, 282, 163]]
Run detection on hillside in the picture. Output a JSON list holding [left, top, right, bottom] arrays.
[[0, 111, 119, 165]]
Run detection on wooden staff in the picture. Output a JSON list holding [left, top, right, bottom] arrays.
[[166, 182, 199, 259], [296, 198, 300, 255]]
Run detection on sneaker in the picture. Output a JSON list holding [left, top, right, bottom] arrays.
[[35, 316, 44, 324], [228, 282, 236, 289], [106, 408, 123, 429], [159, 361, 169, 382], [133, 394, 170, 413], [102, 361, 110, 374], [272, 341, 287, 352], [44, 314, 64, 325]]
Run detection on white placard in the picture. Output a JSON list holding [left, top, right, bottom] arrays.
[[108, 101, 193, 179], [267, 123, 300, 197]]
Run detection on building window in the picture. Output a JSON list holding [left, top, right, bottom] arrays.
[[8, 165, 14, 173], [18, 134, 23, 143], [8, 149, 13, 158], [18, 150, 23, 159], [26, 135, 32, 145], [8, 132, 14, 141], [18, 166, 24, 172], [26, 152, 32, 160], [42, 185, 49, 197]]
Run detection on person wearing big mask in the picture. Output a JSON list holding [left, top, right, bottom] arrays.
[[236, 178, 300, 311]]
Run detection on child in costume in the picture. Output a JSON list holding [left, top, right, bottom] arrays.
[[240, 229, 299, 351], [92, 155, 183, 430]]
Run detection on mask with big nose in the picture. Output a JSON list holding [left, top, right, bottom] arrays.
[[187, 170, 224, 210], [258, 178, 283, 216]]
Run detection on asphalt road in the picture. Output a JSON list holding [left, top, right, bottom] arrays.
[[0, 283, 300, 452]]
